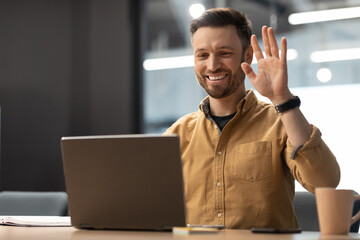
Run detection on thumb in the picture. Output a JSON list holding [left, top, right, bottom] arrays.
[[241, 62, 256, 82]]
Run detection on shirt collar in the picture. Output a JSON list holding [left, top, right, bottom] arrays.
[[199, 97, 211, 118]]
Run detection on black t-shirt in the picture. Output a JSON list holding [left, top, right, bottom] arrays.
[[210, 113, 236, 131]]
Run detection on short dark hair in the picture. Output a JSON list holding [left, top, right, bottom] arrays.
[[190, 8, 252, 51]]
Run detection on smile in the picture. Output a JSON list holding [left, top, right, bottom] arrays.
[[206, 74, 228, 81]]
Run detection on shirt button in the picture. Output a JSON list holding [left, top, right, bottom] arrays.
[[216, 182, 221, 187], [217, 151, 222, 156], [217, 213, 222, 218]]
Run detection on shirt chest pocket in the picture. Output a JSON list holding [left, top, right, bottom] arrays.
[[228, 141, 272, 182]]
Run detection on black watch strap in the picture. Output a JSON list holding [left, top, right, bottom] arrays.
[[275, 96, 301, 114]]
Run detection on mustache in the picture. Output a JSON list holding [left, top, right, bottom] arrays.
[[203, 68, 230, 75], [202, 60, 244, 76]]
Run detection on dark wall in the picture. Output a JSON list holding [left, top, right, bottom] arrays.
[[0, 0, 143, 191]]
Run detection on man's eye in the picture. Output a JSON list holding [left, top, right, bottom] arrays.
[[221, 52, 231, 56], [197, 54, 208, 58]]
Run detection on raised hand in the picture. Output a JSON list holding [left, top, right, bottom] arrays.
[[241, 26, 292, 105]]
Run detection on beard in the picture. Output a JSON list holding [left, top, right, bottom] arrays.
[[196, 63, 245, 99]]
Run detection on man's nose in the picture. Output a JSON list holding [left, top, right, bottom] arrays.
[[208, 56, 221, 72]]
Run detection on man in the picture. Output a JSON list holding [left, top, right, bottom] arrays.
[[164, 8, 340, 229]]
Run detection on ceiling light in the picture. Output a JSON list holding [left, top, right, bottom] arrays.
[[143, 55, 194, 71], [288, 6, 360, 25], [189, 3, 205, 19], [310, 48, 360, 63], [317, 68, 332, 83]]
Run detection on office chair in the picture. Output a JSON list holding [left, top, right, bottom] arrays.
[[0, 191, 68, 216], [293, 191, 360, 232]]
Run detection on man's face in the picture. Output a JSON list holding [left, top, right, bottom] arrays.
[[192, 25, 247, 99]]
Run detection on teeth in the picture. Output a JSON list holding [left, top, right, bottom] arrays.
[[208, 75, 226, 80]]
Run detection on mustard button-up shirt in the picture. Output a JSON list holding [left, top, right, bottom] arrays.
[[164, 90, 340, 229]]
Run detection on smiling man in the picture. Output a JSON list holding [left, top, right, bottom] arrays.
[[164, 8, 340, 229]]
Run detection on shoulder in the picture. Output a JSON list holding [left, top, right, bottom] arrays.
[[253, 99, 279, 119], [245, 98, 285, 135], [164, 110, 203, 135], [243, 90, 279, 121]]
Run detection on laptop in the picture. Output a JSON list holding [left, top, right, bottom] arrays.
[[61, 134, 186, 230]]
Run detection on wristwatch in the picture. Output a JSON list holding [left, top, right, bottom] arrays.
[[275, 96, 301, 114]]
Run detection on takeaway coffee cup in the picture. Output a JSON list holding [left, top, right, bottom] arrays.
[[315, 187, 360, 235]]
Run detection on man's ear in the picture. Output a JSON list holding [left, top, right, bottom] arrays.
[[244, 46, 253, 64]]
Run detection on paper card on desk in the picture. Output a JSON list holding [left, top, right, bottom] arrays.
[[0, 216, 71, 227], [173, 226, 219, 235]]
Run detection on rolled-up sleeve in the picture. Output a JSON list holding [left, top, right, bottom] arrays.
[[284, 125, 341, 193]]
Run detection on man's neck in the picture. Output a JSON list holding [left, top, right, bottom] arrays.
[[209, 89, 247, 116]]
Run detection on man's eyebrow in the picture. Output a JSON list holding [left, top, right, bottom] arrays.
[[194, 48, 206, 54], [218, 46, 236, 51], [194, 46, 236, 53]]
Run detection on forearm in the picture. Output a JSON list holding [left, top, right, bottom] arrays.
[[278, 106, 312, 147]]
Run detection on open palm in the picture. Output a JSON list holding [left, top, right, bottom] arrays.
[[241, 26, 292, 105]]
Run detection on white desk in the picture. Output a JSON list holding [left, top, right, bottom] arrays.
[[0, 227, 359, 240]]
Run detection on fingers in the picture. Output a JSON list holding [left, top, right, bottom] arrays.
[[262, 26, 271, 57], [251, 35, 264, 61], [253, 25, 287, 63], [268, 27, 279, 58], [281, 37, 287, 62], [241, 62, 256, 82], [261, 25, 287, 60]]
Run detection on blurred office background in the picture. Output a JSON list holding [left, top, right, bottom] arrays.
[[0, 0, 359, 192]]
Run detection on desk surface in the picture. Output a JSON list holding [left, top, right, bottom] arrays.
[[0, 226, 359, 240]]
